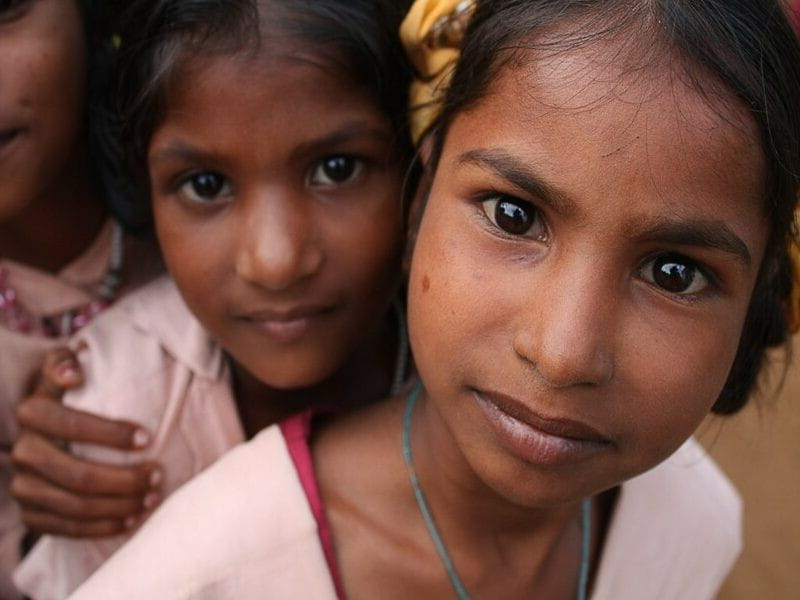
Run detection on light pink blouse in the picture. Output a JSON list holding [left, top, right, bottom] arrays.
[[69, 430, 741, 600], [13, 275, 244, 600], [0, 222, 160, 600]]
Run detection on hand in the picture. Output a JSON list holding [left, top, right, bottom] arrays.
[[11, 347, 162, 538]]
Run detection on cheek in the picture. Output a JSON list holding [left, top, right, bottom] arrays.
[[153, 204, 229, 315], [620, 313, 742, 457]]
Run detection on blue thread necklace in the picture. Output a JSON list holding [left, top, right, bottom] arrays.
[[402, 384, 592, 600]]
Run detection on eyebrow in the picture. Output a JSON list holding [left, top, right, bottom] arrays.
[[457, 148, 578, 217], [289, 120, 393, 162], [630, 218, 752, 266], [457, 148, 752, 265], [149, 120, 393, 167]]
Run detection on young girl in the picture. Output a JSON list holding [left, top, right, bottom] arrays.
[[71, 0, 800, 598], [0, 1, 161, 597], [11, 0, 415, 598]]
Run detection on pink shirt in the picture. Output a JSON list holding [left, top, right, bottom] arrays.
[[69, 428, 741, 599], [13, 275, 244, 600], [0, 221, 160, 599]]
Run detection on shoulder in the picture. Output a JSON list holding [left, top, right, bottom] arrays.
[[63, 274, 239, 465], [64, 274, 227, 414], [70, 426, 337, 600], [592, 438, 742, 600]]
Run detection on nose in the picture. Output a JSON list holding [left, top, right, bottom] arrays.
[[235, 189, 323, 291], [513, 261, 615, 388]]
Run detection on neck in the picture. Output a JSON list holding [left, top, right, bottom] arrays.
[[0, 146, 106, 272], [409, 390, 588, 588], [231, 307, 399, 439]]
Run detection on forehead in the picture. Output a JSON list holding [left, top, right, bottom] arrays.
[[447, 33, 767, 232], [152, 44, 388, 147]]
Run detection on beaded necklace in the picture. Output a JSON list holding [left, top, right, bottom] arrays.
[[0, 222, 125, 338], [402, 384, 592, 600]]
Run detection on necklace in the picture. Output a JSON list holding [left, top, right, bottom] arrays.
[[402, 384, 592, 600], [0, 221, 125, 338]]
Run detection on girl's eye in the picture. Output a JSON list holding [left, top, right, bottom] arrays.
[[480, 195, 546, 240], [0, 0, 30, 18], [640, 254, 709, 295], [308, 156, 362, 187], [178, 172, 232, 204]]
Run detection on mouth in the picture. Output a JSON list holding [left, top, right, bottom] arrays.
[[237, 304, 337, 343], [473, 389, 612, 466]]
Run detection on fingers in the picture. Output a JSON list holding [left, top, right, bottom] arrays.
[[12, 431, 160, 497], [16, 399, 151, 450], [20, 508, 134, 539], [31, 346, 84, 398], [12, 471, 159, 524]]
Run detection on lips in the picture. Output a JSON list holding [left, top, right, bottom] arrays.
[[474, 389, 612, 465], [238, 304, 336, 343]]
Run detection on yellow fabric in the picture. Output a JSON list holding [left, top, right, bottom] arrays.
[[789, 227, 800, 333], [400, 0, 475, 143]]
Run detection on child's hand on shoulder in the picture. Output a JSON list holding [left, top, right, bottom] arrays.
[[11, 347, 161, 538]]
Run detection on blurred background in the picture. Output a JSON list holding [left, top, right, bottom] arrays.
[[698, 340, 799, 599]]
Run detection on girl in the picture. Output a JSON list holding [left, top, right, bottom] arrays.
[[0, 0, 161, 597], [72, 0, 800, 598], [12, 0, 415, 598]]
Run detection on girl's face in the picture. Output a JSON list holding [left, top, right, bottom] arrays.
[[408, 42, 769, 507], [148, 47, 405, 390], [0, 0, 86, 220]]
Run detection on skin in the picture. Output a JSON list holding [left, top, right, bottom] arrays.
[[316, 37, 768, 598], [148, 46, 405, 434], [0, 0, 105, 270]]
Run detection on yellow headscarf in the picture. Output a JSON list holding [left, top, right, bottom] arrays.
[[400, 0, 475, 144]]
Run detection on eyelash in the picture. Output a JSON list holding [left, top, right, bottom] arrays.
[[637, 252, 718, 300], [476, 192, 548, 242], [472, 191, 720, 300], [174, 171, 233, 206]]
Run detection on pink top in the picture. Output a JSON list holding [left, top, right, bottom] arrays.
[[13, 275, 244, 600], [0, 221, 160, 600], [69, 428, 741, 600], [280, 411, 344, 598]]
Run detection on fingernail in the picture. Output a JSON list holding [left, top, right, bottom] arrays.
[[133, 428, 151, 449], [148, 468, 162, 488], [55, 360, 79, 381], [143, 492, 160, 510], [124, 516, 138, 530]]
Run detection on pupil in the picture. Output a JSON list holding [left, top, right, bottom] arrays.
[[495, 200, 532, 235], [654, 257, 695, 292], [193, 173, 223, 198], [322, 157, 354, 182]]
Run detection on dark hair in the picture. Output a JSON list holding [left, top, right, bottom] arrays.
[[423, 0, 800, 414], [97, 0, 413, 231]]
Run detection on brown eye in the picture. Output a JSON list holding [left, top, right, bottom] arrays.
[[179, 171, 232, 204], [641, 254, 708, 294], [481, 196, 546, 240], [309, 155, 363, 187]]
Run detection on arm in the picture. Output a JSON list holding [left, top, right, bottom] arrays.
[[11, 347, 161, 538]]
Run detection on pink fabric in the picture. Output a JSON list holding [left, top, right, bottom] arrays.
[[0, 221, 160, 599], [69, 431, 740, 599], [280, 411, 344, 599], [13, 275, 244, 600], [791, 1, 800, 36], [70, 425, 338, 599]]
